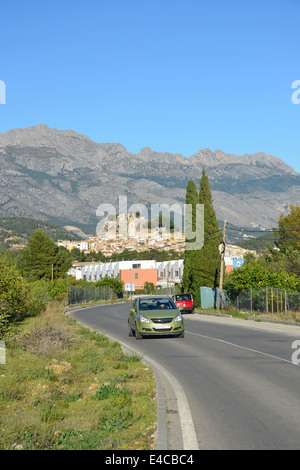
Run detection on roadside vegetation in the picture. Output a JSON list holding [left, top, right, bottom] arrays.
[[0, 300, 157, 450], [1, 195, 300, 449], [0, 229, 157, 450], [223, 206, 300, 296], [195, 304, 300, 323], [182, 172, 300, 313]]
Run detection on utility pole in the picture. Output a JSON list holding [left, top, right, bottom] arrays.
[[130, 267, 132, 300], [218, 220, 227, 310]]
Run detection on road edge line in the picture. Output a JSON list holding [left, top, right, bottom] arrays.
[[66, 307, 199, 450]]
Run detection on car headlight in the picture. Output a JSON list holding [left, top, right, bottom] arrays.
[[138, 314, 150, 323], [174, 314, 183, 323]]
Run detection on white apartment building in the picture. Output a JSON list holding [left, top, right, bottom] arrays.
[[68, 259, 184, 289]]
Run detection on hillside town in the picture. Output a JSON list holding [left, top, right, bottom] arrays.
[[56, 214, 255, 290], [57, 213, 186, 256]]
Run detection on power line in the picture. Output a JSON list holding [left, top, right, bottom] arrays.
[[226, 223, 300, 234], [226, 234, 300, 242]]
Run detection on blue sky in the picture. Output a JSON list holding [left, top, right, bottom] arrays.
[[1, 0, 300, 171]]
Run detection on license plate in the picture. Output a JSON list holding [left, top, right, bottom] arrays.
[[154, 324, 170, 330]]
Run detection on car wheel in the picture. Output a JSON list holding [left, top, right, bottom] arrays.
[[178, 331, 185, 338], [128, 325, 135, 337], [135, 328, 143, 340]]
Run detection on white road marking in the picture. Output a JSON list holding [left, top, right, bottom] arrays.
[[186, 330, 294, 365], [98, 332, 199, 450], [143, 355, 199, 450], [67, 307, 199, 449]]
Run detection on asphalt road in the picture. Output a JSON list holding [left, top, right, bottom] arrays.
[[68, 302, 300, 450]]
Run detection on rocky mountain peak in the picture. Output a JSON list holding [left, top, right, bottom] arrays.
[[0, 124, 299, 231]]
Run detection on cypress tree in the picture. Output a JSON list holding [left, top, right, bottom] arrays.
[[196, 168, 221, 287], [187, 168, 222, 305], [182, 180, 199, 292]]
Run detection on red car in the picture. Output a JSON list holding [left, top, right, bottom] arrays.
[[172, 293, 195, 313]]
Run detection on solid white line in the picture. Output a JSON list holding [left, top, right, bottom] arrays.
[[144, 355, 199, 450], [95, 331, 199, 450], [67, 308, 199, 449], [103, 335, 199, 450], [186, 330, 294, 365]]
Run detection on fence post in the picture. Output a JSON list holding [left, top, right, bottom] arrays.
[[271, 288, 273, 315], [285, 290, 287, 315], [266, 288, 268, 314]]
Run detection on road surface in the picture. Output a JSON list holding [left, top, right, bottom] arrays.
[[68, 302, 300, 450]]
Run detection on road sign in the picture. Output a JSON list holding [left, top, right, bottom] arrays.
[[125, 283, 135, 292]]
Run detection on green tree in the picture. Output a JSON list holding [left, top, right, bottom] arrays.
[[70, 247, 86, 262], [0, 257, 34, 336], [182, 171, 222, 305], [55, 246, 73, 278], [182, 180, 199, 292], [94, 276, 124, 297], [276, 204, 300, 252], [191, 169, 222, 304], [283, 247, 300, 277], [144, 281, 155, 294], [22, 229, 72, 280], [224, 253, 300, 299], [263, 205, 300, 277]]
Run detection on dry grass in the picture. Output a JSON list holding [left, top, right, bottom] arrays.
[[23, 325, 74, 359]]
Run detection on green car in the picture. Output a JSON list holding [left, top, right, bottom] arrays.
[[128, 295, 184, 339]]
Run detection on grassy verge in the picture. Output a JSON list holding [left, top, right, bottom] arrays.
[[0, 301, 157, 450], [194, 307, 246, 319], [195, 307, 300, 323]]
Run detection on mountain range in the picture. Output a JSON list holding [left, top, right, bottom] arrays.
[[0, 124, 299, 235]]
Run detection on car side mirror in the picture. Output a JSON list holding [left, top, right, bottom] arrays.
[[130, 308, 135, 314]]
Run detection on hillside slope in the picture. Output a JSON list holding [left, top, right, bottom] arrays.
[[0, 124, 299, 232]]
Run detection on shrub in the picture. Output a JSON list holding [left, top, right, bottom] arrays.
[[23, 326, 74, 359], [0, 257, 36, 337]]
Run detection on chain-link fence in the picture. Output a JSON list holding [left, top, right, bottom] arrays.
[[127, 286, 176, 297], [67, 285, 113, 306], [236, 287, 300, 316], [155, 286, 176, 296]]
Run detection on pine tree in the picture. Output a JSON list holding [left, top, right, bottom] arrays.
[[22, 229, 72, 280]]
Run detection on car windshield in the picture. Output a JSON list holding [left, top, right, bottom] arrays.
[[139, 298, 177, 310], [175, 294, 192, 301]]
